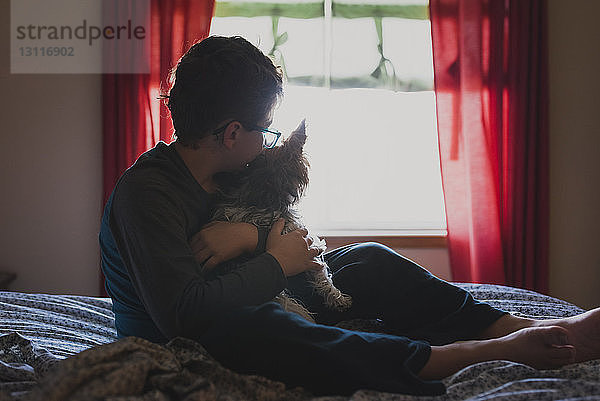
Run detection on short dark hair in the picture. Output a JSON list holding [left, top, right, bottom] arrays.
[[160, 36, 284, 147]]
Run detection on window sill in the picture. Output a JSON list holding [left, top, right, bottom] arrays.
[[321, 230, 448, 250]]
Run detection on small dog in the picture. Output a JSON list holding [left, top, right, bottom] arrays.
[[209, 119, 352, 322]]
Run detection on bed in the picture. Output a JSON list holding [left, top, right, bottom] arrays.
[[1, 283, 599, 400]]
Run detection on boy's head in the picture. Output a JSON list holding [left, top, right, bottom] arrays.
[[162, 36, 284, 147]]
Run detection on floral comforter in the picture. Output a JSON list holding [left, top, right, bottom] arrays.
[[0, 284, 599, 400]]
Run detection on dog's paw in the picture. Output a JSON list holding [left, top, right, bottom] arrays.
[[328, 293, 353, 311], [309, 236, 327, 254]]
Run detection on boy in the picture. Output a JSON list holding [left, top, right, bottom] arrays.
[[100, 35, 600, 396]]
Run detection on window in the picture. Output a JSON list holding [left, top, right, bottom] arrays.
[[210, 0, 446, 237]]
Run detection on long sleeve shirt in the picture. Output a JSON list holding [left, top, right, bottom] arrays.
[[99, 141, 287, 343]]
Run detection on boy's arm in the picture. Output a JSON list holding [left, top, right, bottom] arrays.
[[110, 181, 287, 340], [189, 222, 270, 271]]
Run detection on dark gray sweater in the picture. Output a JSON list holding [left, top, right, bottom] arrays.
[[99, 142, 287, 343]]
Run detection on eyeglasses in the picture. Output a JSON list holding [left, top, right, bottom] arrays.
[[246, 126, 281, 149], [212, 120, 282, 149]]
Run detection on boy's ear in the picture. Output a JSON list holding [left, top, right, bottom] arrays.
[[221, 121, 242, 149]]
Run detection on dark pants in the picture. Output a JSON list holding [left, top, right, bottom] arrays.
[[198, 242, 506, 396]]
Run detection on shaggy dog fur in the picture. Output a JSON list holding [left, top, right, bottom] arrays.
[[209, 120, 352, 322]]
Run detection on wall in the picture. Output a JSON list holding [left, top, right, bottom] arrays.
[[548, 0, 600, 309], [0, 0, 102, 295]]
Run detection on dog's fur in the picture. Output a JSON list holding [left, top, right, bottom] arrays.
[[209, 120, 352, 322]]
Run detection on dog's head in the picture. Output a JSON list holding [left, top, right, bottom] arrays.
[[216, 119, 310, 211]]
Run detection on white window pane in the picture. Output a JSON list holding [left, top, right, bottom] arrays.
[[383, 18, 434, 84], [223, 0, 321, 3], [209, 17, 274, 55], [277, 17, 325, 77], [272, 86, 446, 234], [331, 18, 380, 78], [210, 6, 446, 234]]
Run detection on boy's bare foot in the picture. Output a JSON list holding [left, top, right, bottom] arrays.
[[534, 307, 600, 363], [498, 325, 575, 369], [419, 326, 575, 380]]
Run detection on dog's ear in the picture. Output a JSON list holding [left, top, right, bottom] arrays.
[[287, 118, 307, 148]]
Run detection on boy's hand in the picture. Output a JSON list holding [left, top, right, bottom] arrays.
[[191, 221, 257, 271], [266, 218, 322, 277]]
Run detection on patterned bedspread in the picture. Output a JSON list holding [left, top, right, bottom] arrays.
[[0, 284, 599, 400]]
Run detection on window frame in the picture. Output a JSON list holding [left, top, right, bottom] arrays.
[[212, 1, 447, 243]]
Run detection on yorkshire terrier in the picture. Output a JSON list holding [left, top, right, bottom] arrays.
[[209, 119, 352, 322]]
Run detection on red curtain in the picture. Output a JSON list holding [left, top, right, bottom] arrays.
[[101, 0, 215, 295], [429, 0, 549, 293]]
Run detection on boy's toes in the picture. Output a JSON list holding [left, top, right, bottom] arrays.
[[549, 344, 576, 366]]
